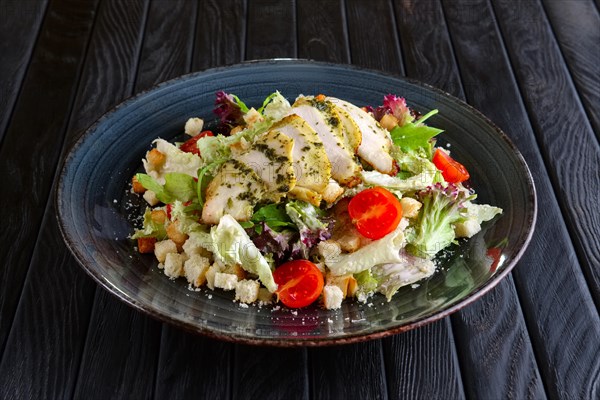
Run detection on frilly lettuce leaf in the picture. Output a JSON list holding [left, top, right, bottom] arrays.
[[210, 215, 278, 292], [325, 225, 406, 276]]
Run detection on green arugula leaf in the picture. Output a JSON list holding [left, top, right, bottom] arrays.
[[390, 110, 443, 153]]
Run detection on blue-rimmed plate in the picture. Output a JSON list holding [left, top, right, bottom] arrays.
[[56, 60, 536, 346]]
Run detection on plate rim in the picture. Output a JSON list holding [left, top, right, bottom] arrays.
[[55, 58, 537, 347]]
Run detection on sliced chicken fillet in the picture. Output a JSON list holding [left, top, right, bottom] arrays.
[[202, 160, 266, 224], [327, 96, 396, 175], [291, 101, 361, 186]]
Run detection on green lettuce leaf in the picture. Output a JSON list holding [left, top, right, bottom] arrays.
[[131, 207, 167, 240], [210, 215, 278, 292]]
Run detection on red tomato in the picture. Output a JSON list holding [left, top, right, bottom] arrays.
[[273, 260, 324, 308], [347, 187, 403, 240], [432, 148, 470, 183], [179, 130, 214, 155]]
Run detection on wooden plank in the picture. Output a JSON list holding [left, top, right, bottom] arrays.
[[72, 0, 199, 397], [491, 0, 600, 306], [136, 0, 198, 90], [0, 0, 48, 141], [442, 0, 600, 398], [245, 0, 296, 59], [451, 282, 545, 399], [295, 2, 389, 398], [193, 0, 247, 71], [392, 1, 545, 398], [345, 0, 403, 74], [297, 0, 349, 62], [310, 341, 388, 400], [232, 346, 308, 400], [152, 1, 247, 397], [0, 0, 99, 356], [0, 0, 151, 398], [220, 2, 311, 399], [0, 211, 97, 400], [153, 328, 232, 400], [541, 0, 600, 139], [383, 321, 464, 399], [72, 289, 161, 400]]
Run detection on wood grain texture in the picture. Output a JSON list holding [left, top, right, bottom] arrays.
[[442, 0, 600, 398], [383, 321, 464, 400], [0, 0, 152, 397], [297, 0, 349, 62], [136, 0, 198, 90], [451, 281, 545, 400], [153, 327, 232, 400], [345, 0, 403, 74], [310, 341, 388, 400], [393, 1, 545, 398], [66, 0, 149, 143], [541, 0, 600, 139], [151, 0, 246, 397], [295, 3, 390, 398], [391, 0, 461, 97], [246, 0, 296, 59], [0, 0, 48, 142], [0, 206, 97, 399], [491, 0, 600, 307], [232, 346, 308, 400], [0, 0, 98, 356], [193, 0, 247, 71], [72, 289, 161, 400], [72, 1, 199, 397]]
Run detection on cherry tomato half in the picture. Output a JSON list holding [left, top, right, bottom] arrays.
[[179, 130, 214, 155], [273, 260, 324, 308], [347, 187, 403, 240], [432, 148, 470, 183]]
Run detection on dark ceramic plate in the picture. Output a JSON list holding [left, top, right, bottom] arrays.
[[56, 60, 536, 346]]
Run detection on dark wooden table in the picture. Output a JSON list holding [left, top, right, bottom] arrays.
[[1, 0, 599, 398]]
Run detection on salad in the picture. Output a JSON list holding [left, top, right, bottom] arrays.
[[130, 91, 502, 309]]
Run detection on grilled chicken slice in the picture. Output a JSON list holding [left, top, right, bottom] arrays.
[[272, 115, 331, 205], [327, 96, 396, 175], [202, 160, 266, 224], [291, 98, 361, 186], [235, 129, 296, 202], [333, 103, 362, 153]]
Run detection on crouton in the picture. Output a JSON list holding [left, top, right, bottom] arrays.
[[322, 179, 344, 204], [235, 280, 260, 303], [224, 264, 247, 280], [143, 190, 160, 206], [454, 219, 481, 238], [164, 253, 186, 279], [146, 148, 166, 170], [214, 272, 238, 291], [154, 239, 178, 263], [183, 254, 210, 287], [132, 176, 146, 193], [150, 209, 167, 224], [184, 117, 204, 136], [137, 237, 156, 254], [326, 274, 358, 298], [401, 197, 422, 219], [379, 113, 399, 131], [166, 220, 188, 251], [322, 285, 344, 310]]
